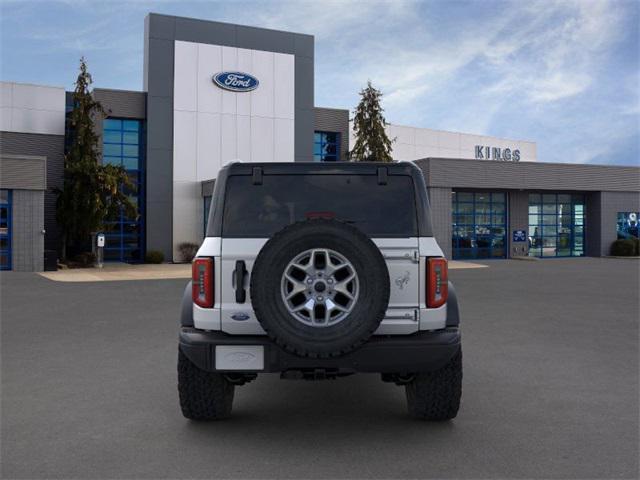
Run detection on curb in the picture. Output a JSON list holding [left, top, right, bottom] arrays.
[[511, 256, 539, 261]]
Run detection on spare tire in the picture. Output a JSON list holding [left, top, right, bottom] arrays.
[[250, 219, 390, 358]]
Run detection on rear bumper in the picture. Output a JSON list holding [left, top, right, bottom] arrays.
[[179, 327, 461, 374]]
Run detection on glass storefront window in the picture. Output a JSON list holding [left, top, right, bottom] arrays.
[[102, 118, 145, 263], [0, 189, 11, 270], [452, 191, 507, 259], [313, 131, 341, 162], [528, 193, 585, 257], [456, 192, 473, 202], [616, 212, 639, 239]]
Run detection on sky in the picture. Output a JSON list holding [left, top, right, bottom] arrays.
[[1, 0, 638, 166]]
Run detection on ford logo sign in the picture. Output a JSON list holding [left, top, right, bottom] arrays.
[[212, 72, 259, 92], [231, 312, 250, 321], [224, 352, 256, 364]]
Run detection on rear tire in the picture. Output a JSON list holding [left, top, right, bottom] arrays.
[[405, 348, 462, 421], [178, 349, 235, 420]]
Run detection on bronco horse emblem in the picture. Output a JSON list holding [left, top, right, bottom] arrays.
[[395, 271, 411, 290]]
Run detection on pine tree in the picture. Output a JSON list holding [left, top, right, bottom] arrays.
[[55, 58, 135, 261], [349, 81, 394, 162]]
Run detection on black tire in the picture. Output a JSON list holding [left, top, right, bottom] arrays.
[[405, 348, 462, 421], [178, 349, 235, 420], [250, 219, 390, 358]]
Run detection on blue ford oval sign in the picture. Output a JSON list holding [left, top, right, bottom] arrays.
[[212, 72, 259, 92]]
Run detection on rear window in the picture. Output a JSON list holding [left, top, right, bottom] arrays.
[[221, 174, 418, 237]]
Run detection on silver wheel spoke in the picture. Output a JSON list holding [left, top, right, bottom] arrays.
[[325, 260, 348, 277], [284, 272, 302, 285], [333, 274, 356, 299], [326, 299, 348, 314], [291, 262, 312, 275], [292, 298, 314, 313], [308, 301, 319, 323], [285, 281, 307, 300]]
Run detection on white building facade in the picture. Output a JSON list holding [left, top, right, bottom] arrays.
[[384, 124, 537, 162]]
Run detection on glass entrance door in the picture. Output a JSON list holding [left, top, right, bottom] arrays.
[[528, 193, 585, 257], [0, 190, 12, 270], [452, 191, 507, 259]]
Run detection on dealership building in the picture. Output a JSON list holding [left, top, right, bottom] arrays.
[[1, 13, 639, 271]]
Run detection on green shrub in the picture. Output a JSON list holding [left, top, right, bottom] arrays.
[[177, 242, 199, 262], [145, 250, 164, 264], [73, 252, 96, 267], [634, 238, 640, 256], [610, 239, 636, 256]]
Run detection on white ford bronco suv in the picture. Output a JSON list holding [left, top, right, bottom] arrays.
[[178, 162, 462, 420]]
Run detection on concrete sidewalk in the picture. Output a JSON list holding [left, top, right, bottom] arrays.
[[449, 260, 487, 269], [36, 259, 487, 282], [38, 263, 191, 282]]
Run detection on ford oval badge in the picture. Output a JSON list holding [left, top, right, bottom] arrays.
[[212, 72, 259, 92], [231, 312, 250, 321]]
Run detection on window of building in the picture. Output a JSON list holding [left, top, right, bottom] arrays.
[[617, 212, 639, 239], [102, 118, 145, 263], [203, 195, 212, 236], [0, 189, 12, 270], [528, 193, 585, 257], [452, 191, 507, 259], [314, 131, 340, 162]]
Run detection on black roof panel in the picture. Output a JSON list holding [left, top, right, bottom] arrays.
[[222, 161, 421, 176]]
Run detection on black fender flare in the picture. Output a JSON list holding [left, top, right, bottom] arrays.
[[446, 281, 460, 327], [180, 281, 194, 327]]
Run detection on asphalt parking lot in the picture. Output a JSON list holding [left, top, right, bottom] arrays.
[[2, 258, 638, 479]]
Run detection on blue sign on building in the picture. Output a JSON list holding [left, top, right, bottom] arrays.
[[513, 230, 527, 242], [212, 72, 259, 92]]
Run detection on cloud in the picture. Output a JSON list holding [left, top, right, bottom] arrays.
[[251, 0, 415, 39], [0, 0, 637, 165], [480, 0, 624, 104]]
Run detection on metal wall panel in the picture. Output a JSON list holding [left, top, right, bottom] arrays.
[[11, 189, 44, 271], [415, 158, 640, 192], [585, 192, 602, 256], [427, 187, 452, 259], [314, 107, 349, 160], [0, 82, 65, 136], [145, 31, 174, 257], [508, 191, 529, 257], [201, 179, 215, 197], [0, 132, 63, 251], [94, 89, 146, 119], [388, 125, 537, 162], [0, 154, 46, 190]]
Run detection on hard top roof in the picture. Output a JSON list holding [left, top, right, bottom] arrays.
[[222, 161, 421, 176]]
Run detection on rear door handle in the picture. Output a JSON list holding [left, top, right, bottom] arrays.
[[234, 260, 248, 303]]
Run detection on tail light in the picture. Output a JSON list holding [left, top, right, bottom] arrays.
[[192, 257, 214, 308], [427, 257, 448, 308]]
